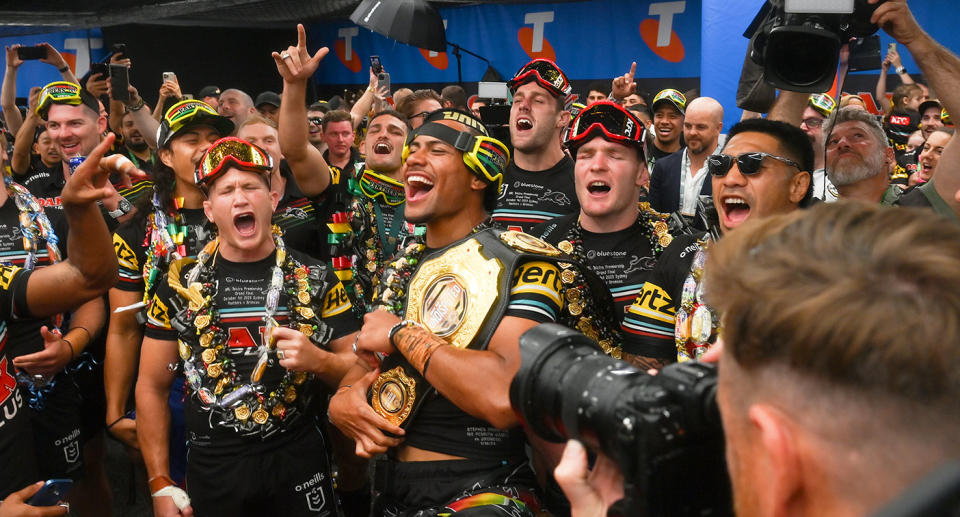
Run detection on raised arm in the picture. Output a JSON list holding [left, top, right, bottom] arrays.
[[350, 68, 380, 129], [24, 135, 118, 318], [39, 43, 78, 84], [274, 24, 334, 197], [11, 87, 41, 176], [2, 45, 24, 135]]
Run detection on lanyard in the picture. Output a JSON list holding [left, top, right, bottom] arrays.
[[373, 200, 406, 258]]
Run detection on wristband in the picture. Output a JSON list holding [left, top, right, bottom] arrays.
[[388, 319, 421, 347], [148, 475, 176, 494], [896, 66, 906, 74], [125, 98, 145, 112], [151, 485, 191, 510], [58, 65, 70, 73], [390, 321, 440, 374], [62, 338, 75, 362]]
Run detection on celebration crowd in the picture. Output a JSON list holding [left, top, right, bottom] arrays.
[[0, 0, 957, 515]]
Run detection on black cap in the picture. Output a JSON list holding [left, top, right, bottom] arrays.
[[198, 85, 221, 99], [255, 91, 281, 109]]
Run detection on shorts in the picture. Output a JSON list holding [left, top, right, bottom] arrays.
[[186, 425, 338, 517], [373, 458, 542, 517]]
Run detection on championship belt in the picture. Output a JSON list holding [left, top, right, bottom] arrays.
[[370, 230, 533, 428]]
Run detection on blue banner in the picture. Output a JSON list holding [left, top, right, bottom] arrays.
[[309, 0, 702, 85], [0, 29, 108, 95]]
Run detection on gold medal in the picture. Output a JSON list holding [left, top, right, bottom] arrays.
[[296, 306, 315, 319], [271, 403, 286, 418], [558, 240, 574, 254], [298, 291, 310, 304], [199, 332, 214, 348], [568, 302, 583, 316], [284, 385, 297, 403], [561, 269, 577, 284], [194, 314, 210, 329], [201, 348, 217, 364], [565, 287, 581, 303], [235, 405, 251, 421], [252, 407, 269, 425], [178, 340, 191, 361], [299, 324, 314, 337]]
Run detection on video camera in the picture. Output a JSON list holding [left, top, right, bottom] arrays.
[[749, 0, 886, 92], [510, 323, 732, 517]]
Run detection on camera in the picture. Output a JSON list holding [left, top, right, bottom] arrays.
[[749, 0, 886, 92], [510, 323, 731, 517]]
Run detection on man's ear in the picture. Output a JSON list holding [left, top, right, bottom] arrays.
[[469, 175, 487, 193], [789, 171, 812, 204], [749, 404, 802, 517], [202, 199, 214, 223], [557, 109, 571, 130], [270, 188, 280, 212]]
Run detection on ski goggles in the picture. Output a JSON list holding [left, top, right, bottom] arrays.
[[36, 81, 99, 118], [651, 89, 687, 114], [707, 152, 801, 177], [403, 122, 510, 194], [196, 137, 274, 186], [158, 100, 234, 148], [566, 101, 645, 154], [808, 93, 836, 117], [507, 59, 571, 98]]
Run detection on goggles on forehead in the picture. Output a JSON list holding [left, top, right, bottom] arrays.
[[166, 100, 220, 134], [808, 93, 836, 117], [652, 89, 687, 113], [402, 122, 510, 195], [507, 59, 572, 98], [196, 137, 274, 186], [36, 81, 86, 118], [566, 101, 645, 155]]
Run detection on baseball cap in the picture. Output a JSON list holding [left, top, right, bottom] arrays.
[[255, 91, 281, 109], [651, 89, 686, 115], [198, 85, 221, 99], [918, 99, 942, 117], [156, 100, 235, 149], [36, 81, 100, 119]]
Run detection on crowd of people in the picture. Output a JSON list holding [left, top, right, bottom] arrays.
[[0, 0, 957, 516]]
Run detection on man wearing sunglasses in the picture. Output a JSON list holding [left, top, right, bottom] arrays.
[[492, 58, 580, 233], [622, 118, 812, 364], [328, 110, 616, 516], [136, 136, 360, 517]]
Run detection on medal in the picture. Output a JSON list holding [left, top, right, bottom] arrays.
[[558, 240, 574, 254]]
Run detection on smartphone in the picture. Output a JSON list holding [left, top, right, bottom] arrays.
[[162, 72, 177, 83], [90, 62, 109, 78], [110, 64, 130, 102], [370, 55, 383, 74], [26, 479, 73, 506], [888, 42, 896, 52], [377, 72, 390, 93], [16, 45, 46, 61], [111, 43, 126, 55]]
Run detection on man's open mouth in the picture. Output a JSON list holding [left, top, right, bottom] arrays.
[[516, 117, 533, 131], [234, 212, 256, 236], [374, 141, 392, 155], [406, 173, 434, 202], [722, 196, 751, 226], [587, 180, 611, 195]]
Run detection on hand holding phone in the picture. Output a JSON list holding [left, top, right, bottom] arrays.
[[26, 479, 73, 506], [16, 45, 47, 61], [377, 72, 391, 94], [110, 64, 131, 102], [370, 55, 383, 74]]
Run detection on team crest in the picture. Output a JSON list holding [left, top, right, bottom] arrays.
[[305, 484, 325, 512]]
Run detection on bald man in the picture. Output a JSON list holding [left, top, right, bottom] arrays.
[[649, 96, 725, 216], [217, 88, 256, 128]]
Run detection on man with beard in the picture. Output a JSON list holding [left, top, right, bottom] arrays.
[[492, 59, 579, 233], [646, 89, 686, 169], [649, 96, 724, 217], [136, 136, 359, 517], [307, 102, 327, 152], [274, 25, 412, 311], [328, 108, 617, 517], [823, 107, 900, 204], [621, 118, 812, 364], [117, 111, 158, 176]]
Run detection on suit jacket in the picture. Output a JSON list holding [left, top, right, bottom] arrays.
[[648, 149, 712, 214]]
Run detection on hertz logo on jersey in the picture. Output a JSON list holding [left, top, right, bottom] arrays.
[[113, 234, 139, 271], [511, 261, 563, 306], [0, 266, 21, 291], [321, 283, 352, 318], [628, 282, 675, 319]]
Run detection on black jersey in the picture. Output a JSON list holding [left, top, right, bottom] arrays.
[[492, 156, 579, 233], [145, 248, 359, 453]]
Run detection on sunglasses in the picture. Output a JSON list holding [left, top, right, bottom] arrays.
[[196, 137, 274, 185], [566, 101, 644, 149], [165, 100, 221, 135], [36, 81, 82, 116], [507, 59, 571, 97], [308, 117, 322, 126], [410, 111, 432, 120], [707, 152, 801, 177]]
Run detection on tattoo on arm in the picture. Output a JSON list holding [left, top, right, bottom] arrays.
[[395, 325, 444, 374]]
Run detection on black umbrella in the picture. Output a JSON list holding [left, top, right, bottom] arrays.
[[350, 0, 446, 52]]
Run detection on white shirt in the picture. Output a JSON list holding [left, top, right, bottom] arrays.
[[812, 168, 839, 202], [679, 135, 726, 216]]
